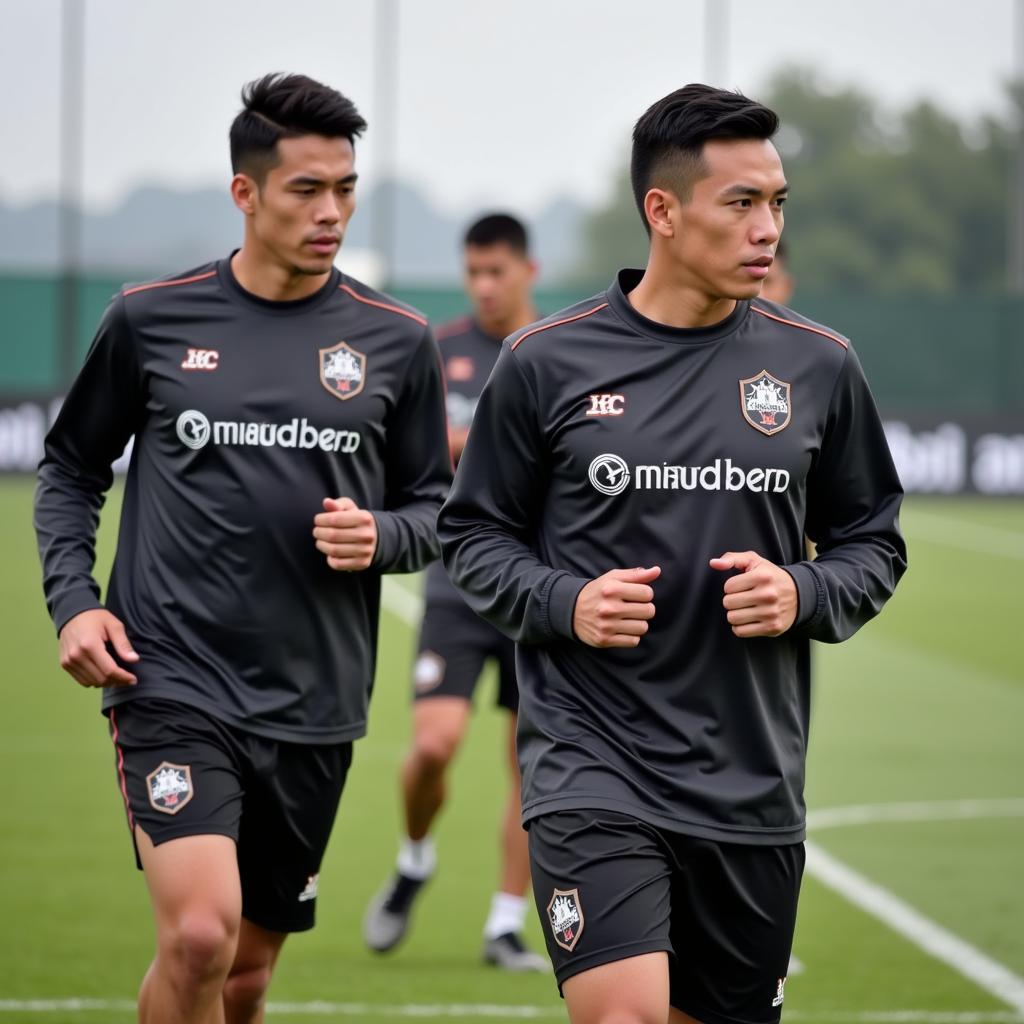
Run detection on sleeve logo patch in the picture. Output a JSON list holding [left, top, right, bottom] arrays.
[[739, 370, 791, 435], [146, 762, 194, 815], [320, 341, 367, 401], [547, 888, 584, 952]]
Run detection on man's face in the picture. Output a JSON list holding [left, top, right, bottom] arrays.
[[464, 243, 535, 325], [243, 134, 357, 276], [664, 138, 787, 301]]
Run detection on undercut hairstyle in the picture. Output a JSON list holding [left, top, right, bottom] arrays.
[[464, 213, 530, 256], [631, 84, 779, 233], [230, 73, 368, 183]]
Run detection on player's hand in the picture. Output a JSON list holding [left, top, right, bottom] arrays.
[[313, 497, 378, 572], [58, 609, 139, 688], [710, 551, 797, 638], [572, 566, 660, 648]]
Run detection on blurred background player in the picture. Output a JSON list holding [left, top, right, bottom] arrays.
[[760, 238, 794, 304], [363, 214, 547, 972]]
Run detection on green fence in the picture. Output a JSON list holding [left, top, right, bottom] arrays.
[[2, 273, 1022, 415]]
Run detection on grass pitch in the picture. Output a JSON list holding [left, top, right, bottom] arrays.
[[0, 481, 1021, 1022]]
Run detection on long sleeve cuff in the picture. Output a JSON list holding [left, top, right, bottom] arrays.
[[546, 573, 590, 641], [52, 588, 103, 636], [783, 561, 822, 631]]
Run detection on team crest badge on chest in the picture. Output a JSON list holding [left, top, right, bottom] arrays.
[[547, 888, 585, 952], [320, 341, 367, 401], [739, 369, 791, 436], [146, 762, 194, 815]]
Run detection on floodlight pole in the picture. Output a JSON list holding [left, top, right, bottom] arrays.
[[1011, 0, 1024, 292], [704, 0, 729, 86], [372, 0, 400, 286], [58, 0, 85, 388]]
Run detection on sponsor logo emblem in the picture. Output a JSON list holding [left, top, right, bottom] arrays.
[[588, 453, 631, 495], [446, 356, 475, 382], [180, 348, 220, 371], [740, 370, 791, 436], [587, 453, 791, 495], [547, 888, 584, 952], [320, 341, 367, 401], [772, 976, 787, 1007], [413, 651, 446, 694], [146, 762, 194, 815], [175, 410, 360, 454], [586, 393, 625, 417], [176, 409, 211, 450], [298, 874, 320, 903]]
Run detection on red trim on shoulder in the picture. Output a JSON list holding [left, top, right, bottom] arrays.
[[752, 305, 848, 349], [122, 270, 217, 297], [435, 315, 473, 342], [510, 302, 609, 351], [339, 283, 427, 326]]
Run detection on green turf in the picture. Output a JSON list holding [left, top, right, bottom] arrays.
[[1, 478, 1022, 1022]]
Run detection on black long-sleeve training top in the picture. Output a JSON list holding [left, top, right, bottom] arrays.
[[438, 269, 907, 843], [35, 257, 452, 744], [424, 315, 506, 609]]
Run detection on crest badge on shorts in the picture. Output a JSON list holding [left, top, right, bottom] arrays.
[[146, 762, 194, 815], [320, 341, 367, 401], [739, 369, 792, 436], [547, 888, 584, 952]]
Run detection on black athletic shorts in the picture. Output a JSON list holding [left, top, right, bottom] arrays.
[[107, 698, 353, 933], [528, 809, 804, 1024], [413, 600, 518, 712]]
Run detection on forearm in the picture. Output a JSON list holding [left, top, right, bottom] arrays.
[[371, 499, 444, 574], [34, 462, 108, 633], [786, 516, 906, 643], [440, 513, 588, 644]]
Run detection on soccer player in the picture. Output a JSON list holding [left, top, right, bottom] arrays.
[[437, 85, 906, 1024], [34, 74, 451, 1024], [363, 214, 546, 971], [760, 238, 794, 304]]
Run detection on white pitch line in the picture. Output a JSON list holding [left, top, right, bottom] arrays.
[[808, 799, 1024, 831], [0, 1001, 564, 1019], [906, 509, 1024, 562], [0, 1001, 1020, 1021], [381, 575, 425, 624], [805, 841, 1024, 1014]]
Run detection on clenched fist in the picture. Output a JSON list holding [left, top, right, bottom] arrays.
[[313, 497, 378, 572], [710, 550, 797, 638], [572, 566, 660, 649]]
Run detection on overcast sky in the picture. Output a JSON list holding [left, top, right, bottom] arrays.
[[1, 0, 1017, 216]]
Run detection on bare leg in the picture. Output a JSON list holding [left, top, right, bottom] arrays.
[[400, 697, 471, 839], [135, 828, 241, 1024], [222, 919, 287, 1024], [561, 952, 682, 1024]]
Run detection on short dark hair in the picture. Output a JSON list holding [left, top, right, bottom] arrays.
[[230, 73, 368, 182], [464, 213, 530, 256], [631, 84, 779, 232]]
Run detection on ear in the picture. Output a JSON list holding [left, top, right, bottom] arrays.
[[643, 187, 676, 239], [526, 257, 539, 283], [230, 173, 258, 216]]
